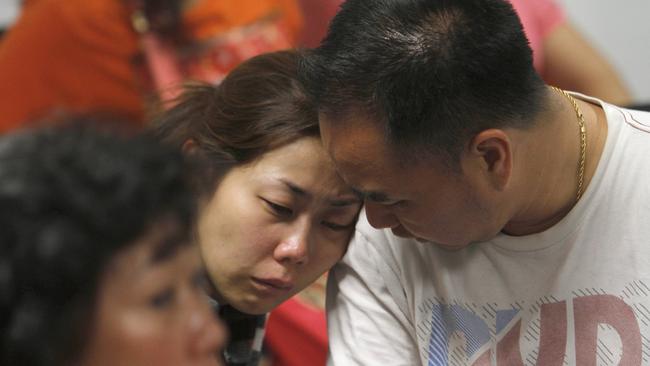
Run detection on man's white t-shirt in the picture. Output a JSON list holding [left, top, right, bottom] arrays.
[[327, 95, 650, 366]]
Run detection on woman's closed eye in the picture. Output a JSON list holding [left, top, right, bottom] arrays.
[[261, 198, 293, 217]]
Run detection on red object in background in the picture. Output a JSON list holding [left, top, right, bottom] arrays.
[[297, 0, 342, 47], [0, 0, 303, 133], [265, 297, 328, 366]]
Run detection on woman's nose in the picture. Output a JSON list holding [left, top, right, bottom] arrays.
[[273, 220, 311, 265]]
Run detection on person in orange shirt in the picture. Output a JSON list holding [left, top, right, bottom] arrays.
[[0, 0, 302, 133]]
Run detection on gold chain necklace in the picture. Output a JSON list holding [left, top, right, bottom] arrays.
[[551, 86, 587, 202]]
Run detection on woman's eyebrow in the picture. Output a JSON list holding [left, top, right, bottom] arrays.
[[278, 179, 307, 196], [277, 178, 360, 207]]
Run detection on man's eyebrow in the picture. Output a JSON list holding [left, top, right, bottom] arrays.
[[351, 187, 391, 203], [329, 197, 362, 207], [351, 188, 365, 200]]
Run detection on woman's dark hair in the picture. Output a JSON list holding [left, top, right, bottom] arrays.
[[153, 50, 319, 190], [0, 119, 197, 366]]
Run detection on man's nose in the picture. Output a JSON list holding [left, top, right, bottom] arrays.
[[364, 201, 400, 229]]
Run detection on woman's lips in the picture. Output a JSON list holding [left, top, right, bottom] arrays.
[[251, 277, 294, 292]]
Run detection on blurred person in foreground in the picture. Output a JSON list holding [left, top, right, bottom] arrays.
[[300, 0, 650, 364], [0, 120, 227, 366]]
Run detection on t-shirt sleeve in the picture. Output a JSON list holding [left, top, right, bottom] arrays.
[[326, 230, 420, 365]]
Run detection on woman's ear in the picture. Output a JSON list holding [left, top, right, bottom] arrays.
[[181, 139, 198, 155], [466, 129, 512, 191]]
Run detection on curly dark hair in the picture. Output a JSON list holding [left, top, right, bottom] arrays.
[[0, 119, 197, 366]]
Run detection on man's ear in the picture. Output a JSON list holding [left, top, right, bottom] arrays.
[[181, 139, 198, 155], [466, 129, 512, 191]]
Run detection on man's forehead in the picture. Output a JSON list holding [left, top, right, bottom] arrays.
[[319, 114, 390, 170], [319, 115, 416, 204]]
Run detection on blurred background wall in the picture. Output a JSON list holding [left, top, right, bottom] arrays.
[[0, 0, 18, 30], [558, 0, 650, 102]]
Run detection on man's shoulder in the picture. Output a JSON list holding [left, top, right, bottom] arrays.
[[609, 104, 650, 135], [602, 103, 650, 174]]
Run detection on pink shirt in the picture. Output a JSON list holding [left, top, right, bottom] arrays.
[[509, 0, 566, 73]]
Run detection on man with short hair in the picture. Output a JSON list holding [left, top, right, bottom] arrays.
[[299, 0, 650, 364]]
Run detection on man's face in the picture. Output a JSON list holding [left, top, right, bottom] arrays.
[[320, 112, 506, 249]]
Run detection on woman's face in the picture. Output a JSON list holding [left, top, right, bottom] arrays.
[[198, 137, 362, 314], [80, 224, 227, 366]]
